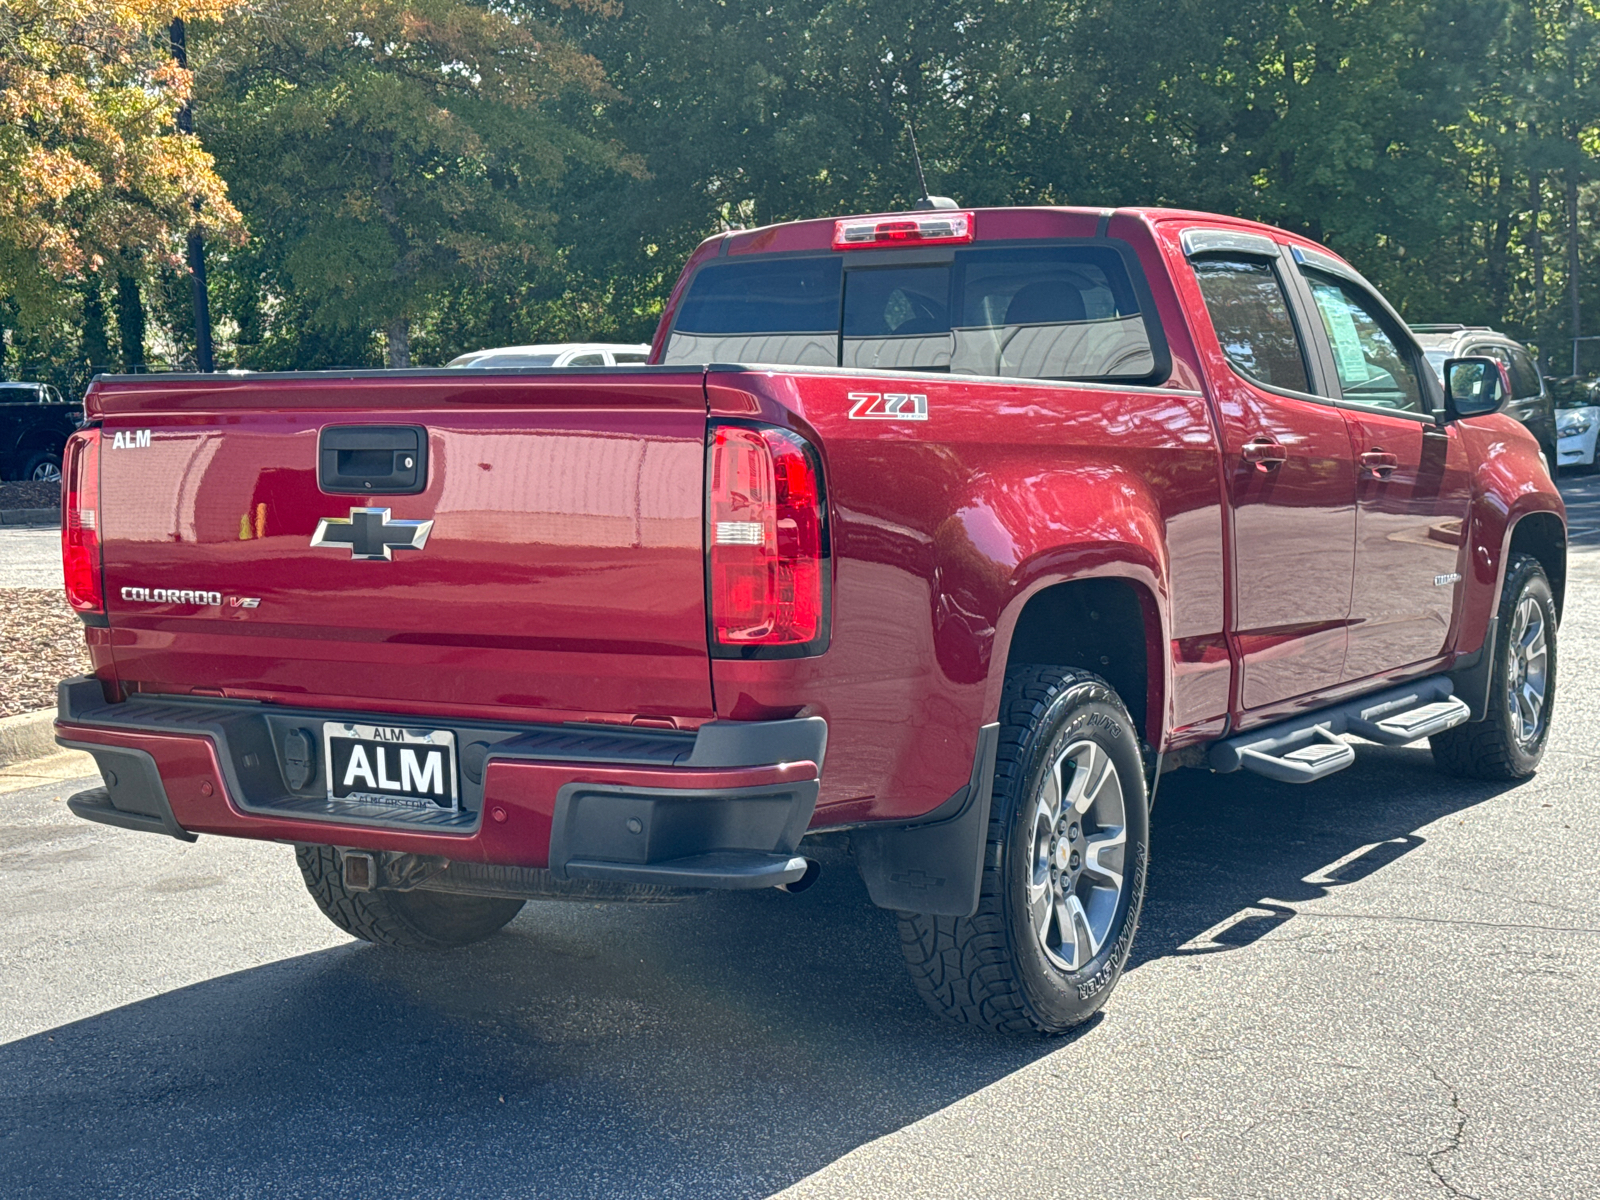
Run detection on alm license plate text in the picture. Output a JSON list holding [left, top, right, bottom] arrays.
[[324, 723, 458, 810]]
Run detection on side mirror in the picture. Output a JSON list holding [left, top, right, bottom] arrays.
[[1442, 356, 1508, 420]]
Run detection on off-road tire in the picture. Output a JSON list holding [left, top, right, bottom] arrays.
[[898, 667, 1150, 1035], [1431, 553, 1557, 780], [296, 844, 525, 949]]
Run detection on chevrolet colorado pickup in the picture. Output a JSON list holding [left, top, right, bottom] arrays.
[[55, 206, 1565, 1035]]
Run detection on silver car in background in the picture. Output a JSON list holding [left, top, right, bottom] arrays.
[[1410, 324, 1560, 475]]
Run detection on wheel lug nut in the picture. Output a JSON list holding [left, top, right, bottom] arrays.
[[1070, 851, 1081, 870], [1068, 823, 1079, 840]]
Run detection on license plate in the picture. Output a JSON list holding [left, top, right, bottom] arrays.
[[323, 723, 458, 811]]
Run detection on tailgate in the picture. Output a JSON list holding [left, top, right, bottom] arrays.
[[91, 371, 713, 720]]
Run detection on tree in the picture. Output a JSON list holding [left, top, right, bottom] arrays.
[[200, 0, 635, 367], [0, 1, 243, 295]]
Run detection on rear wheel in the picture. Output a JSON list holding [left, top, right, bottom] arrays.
[[1431, 553, 1556, 780], [898, 667, 1150, 1035], [296, 845, 525, 949]]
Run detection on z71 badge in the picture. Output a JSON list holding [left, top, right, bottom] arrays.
[[848, 392, 928, 421]]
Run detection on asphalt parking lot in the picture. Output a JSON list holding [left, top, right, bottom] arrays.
[[2, 477, 1598, 1199]]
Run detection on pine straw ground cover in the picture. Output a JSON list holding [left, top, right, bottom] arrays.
[[1, 589, 87, 717], [0, 481, 61, 510]]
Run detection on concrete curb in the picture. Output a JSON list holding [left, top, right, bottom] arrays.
[[0, 508, 60, 527], [0, 709, 58, 768]]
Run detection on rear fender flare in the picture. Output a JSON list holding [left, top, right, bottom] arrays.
[[951, 465, 1172, 740]]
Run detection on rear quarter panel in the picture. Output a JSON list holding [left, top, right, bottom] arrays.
[[709, 366, 1227, 826]]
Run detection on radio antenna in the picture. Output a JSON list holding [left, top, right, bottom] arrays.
[[907, 122, 931, 204], [906, 122, 958, 211]]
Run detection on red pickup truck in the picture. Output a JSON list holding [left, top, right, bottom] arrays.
[[55, 205, 1564, 1035]]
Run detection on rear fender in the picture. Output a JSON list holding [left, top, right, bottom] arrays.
[[979, 466, 1172, 742]]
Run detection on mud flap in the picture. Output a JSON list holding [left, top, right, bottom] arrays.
[[851, 723, 999, 918]]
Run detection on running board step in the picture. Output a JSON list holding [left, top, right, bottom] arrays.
[[1210, 675, 1472, 785], [1235, 728, 1355, 784]]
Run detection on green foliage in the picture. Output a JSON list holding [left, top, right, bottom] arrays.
[[197, 0, 633, 366], [5, 0, 1600, 382]]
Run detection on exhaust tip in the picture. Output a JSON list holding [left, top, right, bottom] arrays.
[[779, 857, 822, 895]]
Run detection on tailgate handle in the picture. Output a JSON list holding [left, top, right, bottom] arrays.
[[318, 426, 428, 494]]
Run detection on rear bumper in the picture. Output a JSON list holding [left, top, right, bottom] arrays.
[[55, 677, 823, 889]]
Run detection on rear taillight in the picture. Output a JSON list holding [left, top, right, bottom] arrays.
[[708, 424, 829, 655], [833, 210, 974, 249], [62, 428, 104, 617]]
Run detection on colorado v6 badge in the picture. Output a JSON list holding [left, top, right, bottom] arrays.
[[311, 507, 434, 561]]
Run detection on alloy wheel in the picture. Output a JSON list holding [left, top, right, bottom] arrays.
[[1507, 595, 1549, 749], [1026, 739, 1128, 972]]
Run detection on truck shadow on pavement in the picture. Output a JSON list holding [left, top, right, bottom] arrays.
[[0, 745, 1513, 1200]]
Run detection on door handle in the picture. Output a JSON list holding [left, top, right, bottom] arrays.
[[318, 425, 429, 494], [1359, 449, 1398, 478], [1242, 437, 1289, 469]]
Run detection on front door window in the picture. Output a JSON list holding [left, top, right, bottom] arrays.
[[1303, 271, 1424, 412]]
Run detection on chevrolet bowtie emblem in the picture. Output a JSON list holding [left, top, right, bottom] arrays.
[[310, 508, 434, 561]]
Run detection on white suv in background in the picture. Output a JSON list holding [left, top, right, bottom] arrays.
[[445, 343, 652, 369]]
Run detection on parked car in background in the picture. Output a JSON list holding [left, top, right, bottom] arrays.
[[445, 343, 652, 369], [0, 380, 82, 482], [1555, 379, 1600, 473], [1411, 325, 1559, 474]]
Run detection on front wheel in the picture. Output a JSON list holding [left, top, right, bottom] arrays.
[[1432, 553, 1557, 780], [898, 667, 1150, 1035]]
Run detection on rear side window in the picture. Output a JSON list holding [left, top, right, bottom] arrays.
[[666, 244, 1164, 383], [1507, 347, 1543, 399], [1191, 258, 1311, 394]]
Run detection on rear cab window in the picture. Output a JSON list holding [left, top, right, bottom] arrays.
[[665, 242, 1167, 385]]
